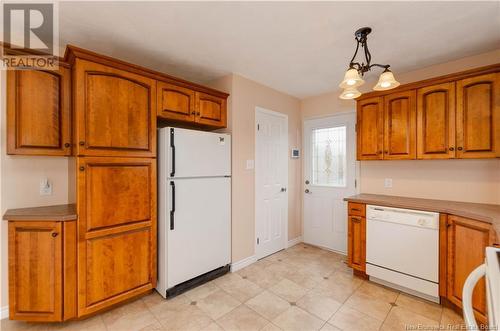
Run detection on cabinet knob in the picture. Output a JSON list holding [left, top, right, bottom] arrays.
[[191, 111, 195, 115], [64, 143, 70, 148], [79, 141, 85, 146], [79, 166, 85, 171], [449, 147, 454, 151], [384, 150, 388, 154], [457, 147, 463, 151], [378, 151, 382, 154], [51, 232, 58, 237], [196, 112, 200, 116]]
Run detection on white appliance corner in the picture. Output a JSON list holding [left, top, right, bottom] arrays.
[[287, 236, 302, 248], [230, 255, 257, 272], [1, 306, 9, 320]]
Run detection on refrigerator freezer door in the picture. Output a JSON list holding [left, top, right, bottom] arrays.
[[166, 177, 231, 288], [160, 127, 231, 178]]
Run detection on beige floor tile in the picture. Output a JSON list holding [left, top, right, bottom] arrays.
[[384, 306, 440, 330], [440, 307, 465, 329], [284, 268, 324, 290], [51, 315, 107, 331], [344, 290, 392, 320], [355, 281, 399, 303], [200, 322, 224, 331], [319, 323, 341, 331], [242, 266, 284, 289], [185, 282, 221, 301], [328, 305, 382, 331], [395, 293, 442, 322], [217, 277, 263, 302], [158, 305, 214, 331], [196, 290, 241, 319], [216, 305, 269, 331], [272, 306, 325, 331], [139, 321, 165, 331], [0, 320, 52, 331], [101, 298, 158, 331], [296, 290, 342, 321], [261, 323, 283, 331], [146, 294, 191, 320], [245, 290, 291, 320], [269, 279, 309, 303], [264, 262, 293, 279], [315, 272, 363, 303]]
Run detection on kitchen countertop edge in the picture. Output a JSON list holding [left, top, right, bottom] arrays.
[[2, 204, 77, 222]]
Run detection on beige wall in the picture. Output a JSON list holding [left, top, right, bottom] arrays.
[[209, 74, 302, 263], [301, 49, 500, 205], [0, 71, 71, 310]]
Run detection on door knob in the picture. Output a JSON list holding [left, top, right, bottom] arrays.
[[305, 189, 311, 194], [281, 187, 287, 192]]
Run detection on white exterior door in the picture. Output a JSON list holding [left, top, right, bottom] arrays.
[[303, 113, 357, 253], [255, 107, 288, 260]]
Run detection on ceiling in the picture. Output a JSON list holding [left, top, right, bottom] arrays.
[[59, 2, 500, 98]]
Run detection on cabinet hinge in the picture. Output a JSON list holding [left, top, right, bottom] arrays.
[[355, 123, 358, 132]]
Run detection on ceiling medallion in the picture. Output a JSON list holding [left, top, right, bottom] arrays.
[[339, 27, 400, 99]]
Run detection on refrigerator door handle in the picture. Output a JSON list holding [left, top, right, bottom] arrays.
[[170, 128, 175, 177], [170, 181, 175, 230]]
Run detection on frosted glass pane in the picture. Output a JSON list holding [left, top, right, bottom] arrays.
[[312, 126, 346, 187]]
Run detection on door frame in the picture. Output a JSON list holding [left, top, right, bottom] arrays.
[[254, 106, 289, 260], [301, 111, 360, 253]]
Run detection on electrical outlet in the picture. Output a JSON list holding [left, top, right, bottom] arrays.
[[40, 178, 52, 196], [384, 178, 393, 188]]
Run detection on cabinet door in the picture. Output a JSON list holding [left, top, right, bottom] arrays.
[[356, 97, 384, 160], [157, 81, 196, 122], [456, 73, 500, 158], [417, 82, 456, 159], [347, 216, 366, 271], [8, 221, 62, 321], [195, 92, 227, 128], [77, 157, 156, 317], [383, 90, 417, 159], [7, 68, 71, 156], [74, 59, 157, 157], [447, 215, 494, 323]]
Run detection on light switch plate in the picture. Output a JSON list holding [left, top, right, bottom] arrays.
[[384, 178, 393, 188], [40, 178, 52, 196], [246, 160, 255, 170]]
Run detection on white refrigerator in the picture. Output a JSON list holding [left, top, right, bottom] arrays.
[[157, 127, 231, 298]]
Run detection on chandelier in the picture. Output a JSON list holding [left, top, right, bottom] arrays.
[[339, 27, 400, 99]]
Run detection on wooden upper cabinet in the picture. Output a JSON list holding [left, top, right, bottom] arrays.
[[76, 157, 156, 316], [356, 97, 384, 160], [456, 73, 499, 158], [7, 68, 71, 156], [73, 59, 156, 157], [383, 90, 417, 160], [446, 215, 495, 323], [195, 92, 227, 128], [157, 81, 195, 122], [417, 82, 456, 159], [8, 221, 63, 321]]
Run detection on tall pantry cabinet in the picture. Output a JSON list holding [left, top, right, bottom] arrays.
[[67, 47, 158, 316]]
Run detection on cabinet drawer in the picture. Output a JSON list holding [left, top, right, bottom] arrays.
[[348, 202, 366, 217]]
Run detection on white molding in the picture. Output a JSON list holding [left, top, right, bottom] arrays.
[[230, 255, 257, 272], [287, 236, 302, 248], [1, 306, 9, 320]]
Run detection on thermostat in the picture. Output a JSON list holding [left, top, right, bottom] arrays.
[[291, 148, 300, 159]]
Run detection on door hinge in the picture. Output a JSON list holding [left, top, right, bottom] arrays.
[[354, 179, 357, 188], [355, 123, 358, 132], [257, 124, 260, 131], [257, 238, 260, 245]]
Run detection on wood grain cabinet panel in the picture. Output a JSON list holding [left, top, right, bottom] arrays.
[[7, 68, 71, 156], [356, 97, 384, 160], [417, 83, 456, 159], [456, 73, 499, 158], [446, 215, 495, 323], [195, 92, 227, 128], [347, 216, 366, 272], [157, 81, 195, 122], [74, 59, 156, 157], [383, 90, 417, 159]]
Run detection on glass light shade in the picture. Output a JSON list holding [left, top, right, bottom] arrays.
[[339, 86, 361, 100], [339, 68, 364, 88], [373, 70, 400, 91]]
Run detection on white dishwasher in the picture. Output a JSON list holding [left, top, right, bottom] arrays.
[[366, 205, 440, 303]]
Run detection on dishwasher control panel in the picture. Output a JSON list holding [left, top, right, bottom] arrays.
[[366, 205, 439, 229]]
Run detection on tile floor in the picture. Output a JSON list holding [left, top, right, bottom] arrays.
[[1, 243, 465, 331]]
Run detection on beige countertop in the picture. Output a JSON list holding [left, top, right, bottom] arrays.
[[2, 204, 77, 221], [344, 194, 500, 237]]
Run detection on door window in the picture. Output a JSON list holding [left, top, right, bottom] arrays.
[[312, 126, 347, 187]]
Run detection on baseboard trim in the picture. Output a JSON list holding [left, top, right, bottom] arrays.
[[1, 306, 9, 320], [230, 255, 257, 272], [287, 236, 302, 248]]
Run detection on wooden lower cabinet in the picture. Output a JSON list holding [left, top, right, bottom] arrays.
[[8, 220, 76, 322], [76, 157, 157, 317], [347, 202, 366, 272], [446, 215, 496, 323]]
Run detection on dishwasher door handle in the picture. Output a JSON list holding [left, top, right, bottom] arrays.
[[462, 264, 486, 330]]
